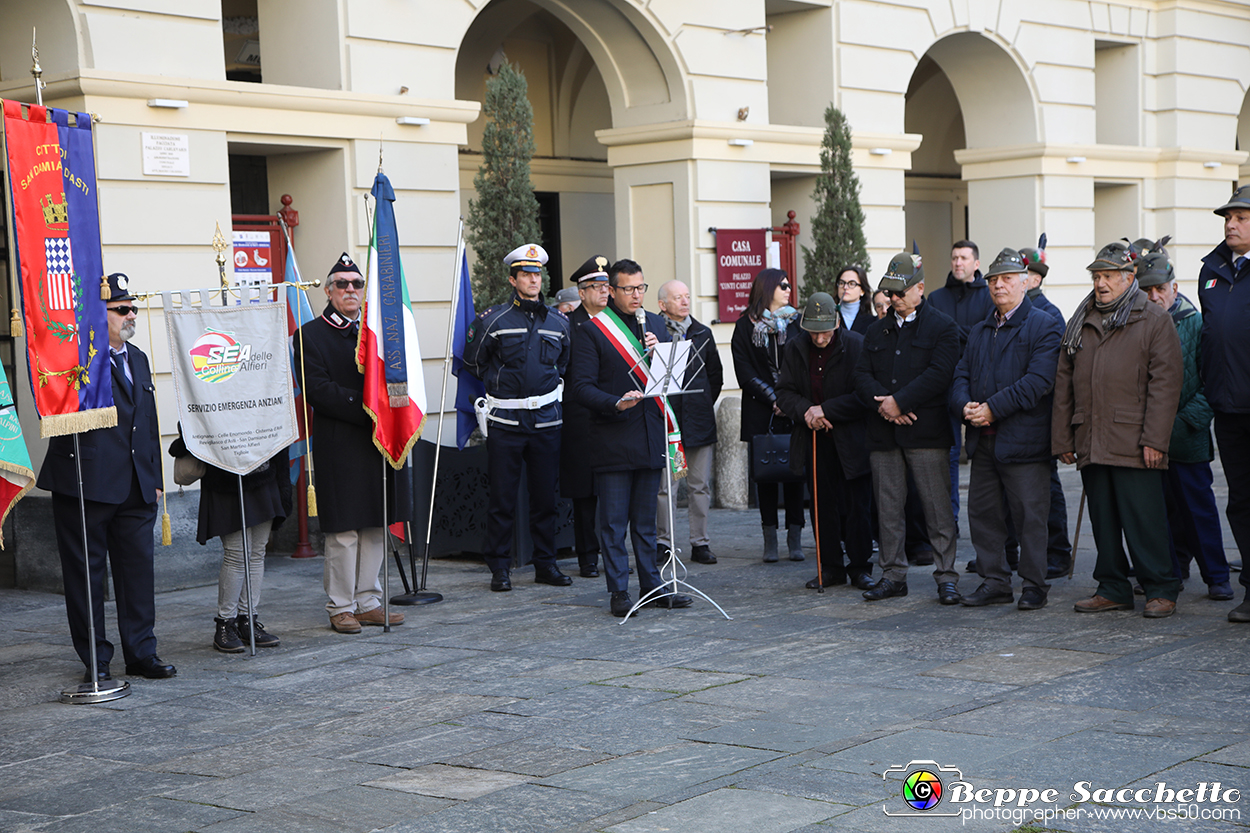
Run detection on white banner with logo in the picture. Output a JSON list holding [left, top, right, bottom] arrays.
[[164, 289, 297, 475]]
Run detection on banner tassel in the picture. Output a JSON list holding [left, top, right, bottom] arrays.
[[99, 274, 110, 300], [161, 511, 172, 546], [9, 310, 22, 339], [307, 483, 318, 517]]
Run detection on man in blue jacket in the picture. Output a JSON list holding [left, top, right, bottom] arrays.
[[570, 259, 693, 617], [1198, 185, 1250, 622], [38, 273, 174, 683], [950, 249, 1063, 610]]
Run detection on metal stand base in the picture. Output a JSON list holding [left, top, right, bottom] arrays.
[[60, 679, 130, 705], [620, 545, 732, 623], [390, 591, 443, 606]]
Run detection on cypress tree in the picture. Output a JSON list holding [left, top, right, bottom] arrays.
[[801, 105, 870, 302], [466, 62, 545, 306]]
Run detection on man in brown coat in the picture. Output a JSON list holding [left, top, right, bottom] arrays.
[[1053, 241, 1183, 617]]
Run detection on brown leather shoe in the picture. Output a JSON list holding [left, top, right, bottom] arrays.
[[1073, 595, 1134, 613], [330, 612, 362, 633], [357, 606, 404, 626], [1143, 598, 1177, 618]]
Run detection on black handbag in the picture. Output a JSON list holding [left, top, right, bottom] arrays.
[[750, 415, 802, 483]]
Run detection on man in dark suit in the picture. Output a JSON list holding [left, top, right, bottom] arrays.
[[38, 272, 174, 683], [295, 253, 404, 633], [570, 259, 693, 617]]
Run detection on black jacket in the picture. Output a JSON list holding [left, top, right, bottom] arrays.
[[949, 296, 1063, 464], [666, 316, 723, 449], [569, 301, 671, 472], [854, 301, 960, 451], [776, 329, 871, 480], [294, 308, 398, 533], [844, 301, 877, 336], [926, 271, 992, 353], [462, 294, 570, 432], [559, 305, 597, 498], [38, 344, 161, 504], [730, 314, 796, 441]]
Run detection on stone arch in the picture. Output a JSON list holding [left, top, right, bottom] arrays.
[[0, 0, 80, 85], [923, 31, 1039, 148], [904, 31, 1040, 270], [456, 0, 688, 130]]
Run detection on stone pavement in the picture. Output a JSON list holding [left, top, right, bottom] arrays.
[[2, 462, 1249, 833]]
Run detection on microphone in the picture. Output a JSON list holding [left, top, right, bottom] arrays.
[[635, 307, 647, 336]]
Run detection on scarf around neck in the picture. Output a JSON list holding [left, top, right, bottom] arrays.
[[1061, 278, 1139, 356], [752, 305, 798, 347]]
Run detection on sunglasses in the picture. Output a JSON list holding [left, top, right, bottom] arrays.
[[779, 282, 791, 292], [107, 305, 138, 316], [332, 278, 365, 290]]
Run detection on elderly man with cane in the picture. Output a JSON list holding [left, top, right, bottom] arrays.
[[776, 293, 873, 590]]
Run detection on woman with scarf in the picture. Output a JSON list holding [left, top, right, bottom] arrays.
[[1052, 240, 1183, 618], [731, 268, 806, 562]]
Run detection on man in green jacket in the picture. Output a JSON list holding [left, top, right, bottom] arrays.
[[1137, 251, 1234, 601]]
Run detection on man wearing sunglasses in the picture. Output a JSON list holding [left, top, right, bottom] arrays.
[[39, 272, 174, 683], [854, 252, 962, 604], [295, 253, 404, 633], [463, 243, 573, 593]]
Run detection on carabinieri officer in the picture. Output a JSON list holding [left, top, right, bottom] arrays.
[[463, 244, 574, 592]]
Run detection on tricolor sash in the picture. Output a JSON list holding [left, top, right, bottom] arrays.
[[590, 306, 687, 478]]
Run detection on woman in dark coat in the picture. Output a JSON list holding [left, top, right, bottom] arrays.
[[836, 265, 877, 335], [731, 268, 805, 562], [171, 433, 290, 653]]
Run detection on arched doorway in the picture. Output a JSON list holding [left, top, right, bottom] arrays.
[[904, 33, 1038, 279], [456, 0, 689, 295]]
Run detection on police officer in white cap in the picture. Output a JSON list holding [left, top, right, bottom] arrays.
[[463, 244, 574, 592]]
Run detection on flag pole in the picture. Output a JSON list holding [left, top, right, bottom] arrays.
[[279, 218, 319, 521], [422, 219, 465, 565]]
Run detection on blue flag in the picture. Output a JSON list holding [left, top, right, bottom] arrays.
[[452, 248, 484, 449], [284, 238, 315, 483]]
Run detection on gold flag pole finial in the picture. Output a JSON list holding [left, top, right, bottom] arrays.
[[211, 222, 229, 303], [31, 28, 44, 107]]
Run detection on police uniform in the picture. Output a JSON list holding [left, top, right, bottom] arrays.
[[463, 244, 573, 590]]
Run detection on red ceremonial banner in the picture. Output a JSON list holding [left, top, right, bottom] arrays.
[[715, 228, 767, 324], [3, 101, 86, 426]]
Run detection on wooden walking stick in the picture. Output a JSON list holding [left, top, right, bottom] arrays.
[[812, 430, 823, 594], [1069, 487, 1086, 580]]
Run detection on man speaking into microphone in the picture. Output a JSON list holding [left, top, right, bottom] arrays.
[[570, 259, 694, 617]]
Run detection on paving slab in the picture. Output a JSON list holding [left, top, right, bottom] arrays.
[[605, 787, 839, 832], [2, 478, 1249, 833]]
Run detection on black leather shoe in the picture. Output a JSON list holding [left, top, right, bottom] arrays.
[[852, 572, 876, 591], [1018, 587, 1048, 610], [82, 665, 111, 683], [647, 593, 693, 609], [125, 656, 176, 679], [960, 583, 1013, 607], [965, 559, 978, 573], [579, 565, 599, 578], [805, 575, 841, 589], [937, 582, 962, 605], [691, 545, 717, 564], [491, 571, 512, 592], [863, 578, 907, 601], [907, 549, 934, 566], [610, 591, 633, 617], [1045, 561, 1071, 579], [535, 569, 572, 587]]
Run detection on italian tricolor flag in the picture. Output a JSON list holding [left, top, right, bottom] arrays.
[[357, 171, 427, 468]]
